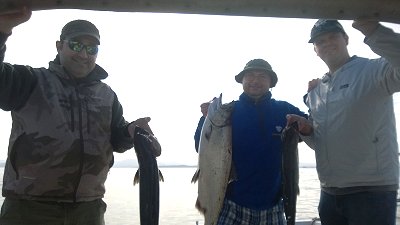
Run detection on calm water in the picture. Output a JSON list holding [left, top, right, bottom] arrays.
[[104, 167, 321, 224], [0, 167, 398, 224]]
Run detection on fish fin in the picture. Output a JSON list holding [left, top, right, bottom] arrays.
[[191, 169, 200, 183], [228, 163, 237, 183], [158, 169, 165, 182], [195, 197, 206, 215], [204, 125, 212, 141], [133, 169, 140, 185]]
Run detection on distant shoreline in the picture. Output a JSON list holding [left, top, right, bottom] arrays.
[[113, 164, 317, 169], [0, 162, 316, 169]]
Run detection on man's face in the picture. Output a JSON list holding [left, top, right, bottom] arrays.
[[57, 35, 98, 78], [242, 70, 271, 99], [313, 32, 349, 64]]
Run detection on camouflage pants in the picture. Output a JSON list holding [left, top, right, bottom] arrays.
[[0, 198, 106, 225]]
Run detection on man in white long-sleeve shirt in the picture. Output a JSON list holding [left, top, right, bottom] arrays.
[[287, 19, 400, 225]]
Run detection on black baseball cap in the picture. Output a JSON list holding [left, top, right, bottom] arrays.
[[60, 20, 100, 44], [308, 19, 346, 43]]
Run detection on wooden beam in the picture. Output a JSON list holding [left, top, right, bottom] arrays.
[[1, 0, 399, 23]]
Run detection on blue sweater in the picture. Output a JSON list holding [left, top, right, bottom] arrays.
[[194, 116, 206, 152], [226, 92, 307, 210]]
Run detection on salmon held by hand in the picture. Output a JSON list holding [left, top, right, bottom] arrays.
[[191, 94, 235, 225]]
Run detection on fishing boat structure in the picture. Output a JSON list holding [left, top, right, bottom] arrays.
[[0, 1, 398, 224], [0, 0, 400, 23], [296, 219, 321, 225], [194, 218, 322, 225]]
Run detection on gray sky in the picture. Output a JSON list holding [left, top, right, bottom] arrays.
[[0, 9, 399, 166]]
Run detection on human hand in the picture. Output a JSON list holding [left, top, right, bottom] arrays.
[[352, 19, 379, 37], [307, 78, 320, 92], [200, 102, 210, 117], [128, 117, 153, 137], [128, 117, 161, 157], [286, 114, 313, 136], [0, 7, 32, 34]]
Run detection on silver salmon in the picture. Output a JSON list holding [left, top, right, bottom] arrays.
[[281, 123, 300, 225], [1, 0, 399, 23], [133, 127, 164, 225], [191, 94, 235, 225]]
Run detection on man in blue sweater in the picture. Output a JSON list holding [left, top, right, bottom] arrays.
[[195, 58, 308, 225]]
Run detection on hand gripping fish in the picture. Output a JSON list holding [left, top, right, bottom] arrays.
[[191, 94, 235, 225], [281, 122, 300, 225], [133, 127, 164, 225]]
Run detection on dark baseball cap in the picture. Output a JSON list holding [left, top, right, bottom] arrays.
[[235, 59, 278, 87], [60, 20, 100, 44], [308, 19, 346, 43]]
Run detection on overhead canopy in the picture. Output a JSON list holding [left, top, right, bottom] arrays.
[[1, 0, 400, 23]]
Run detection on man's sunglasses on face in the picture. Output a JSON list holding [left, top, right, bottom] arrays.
[[65, 40, 99, 55]]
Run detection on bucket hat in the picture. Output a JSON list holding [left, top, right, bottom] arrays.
[[235, 59, 278, 87]]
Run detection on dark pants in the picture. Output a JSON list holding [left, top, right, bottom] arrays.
[[318, 190, 397, 225], [0, 198, 106, 225]]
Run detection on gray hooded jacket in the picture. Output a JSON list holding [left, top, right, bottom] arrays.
[[303, 25, 400, 189]]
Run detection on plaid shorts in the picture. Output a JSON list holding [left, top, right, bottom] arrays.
[[217, 199, 287, 225]]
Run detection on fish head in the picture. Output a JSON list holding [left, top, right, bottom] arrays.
[[209, 105, 234, 128], [206, 93, 223, 120], [134, 127, 162, 158]]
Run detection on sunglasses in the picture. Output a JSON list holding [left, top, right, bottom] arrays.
[[66, 40, 99, 55]]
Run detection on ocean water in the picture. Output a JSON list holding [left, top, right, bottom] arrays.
[[104, 167, 321, 224], [0, 167, 397, 224], [0, 167, 319, 224], [105, 167, 400, 224]]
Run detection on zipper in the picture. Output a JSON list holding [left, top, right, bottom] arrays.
[[72, 86, 85, 203], [85, 98, 91, 134], [69, 95, 75, 131]]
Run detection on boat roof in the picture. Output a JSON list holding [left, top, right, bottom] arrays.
[[1, 0, 400, 23]]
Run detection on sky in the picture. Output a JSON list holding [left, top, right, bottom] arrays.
[[0, 9, 400, 166]]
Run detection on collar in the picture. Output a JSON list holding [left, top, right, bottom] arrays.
[[322, 55, 358, 83], [49, 54, 108, 83], [239, 91, 272, 104]]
